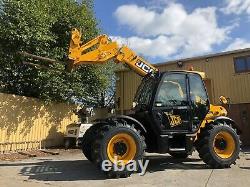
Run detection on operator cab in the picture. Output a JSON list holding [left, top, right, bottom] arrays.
[[133, 71, 210, 132], [132, 71, 210, 153]]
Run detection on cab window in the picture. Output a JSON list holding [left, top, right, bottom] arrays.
[[188, 73, 209, 122], [135, 77, 155, 106], [155, 73, 187, 107], [189, 74, 208, 105]]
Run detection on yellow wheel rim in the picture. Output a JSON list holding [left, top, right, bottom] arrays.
[[213, 131, 236, 159], [107, 133, 137, 165]]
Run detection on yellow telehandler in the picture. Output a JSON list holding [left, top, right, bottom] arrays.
[[22, 28, 241, 178], [66, 29, 241, 178]]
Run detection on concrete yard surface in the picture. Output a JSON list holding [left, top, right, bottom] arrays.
[[0, 149, 249, 187]]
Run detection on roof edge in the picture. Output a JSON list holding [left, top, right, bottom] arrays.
[[116, 48, 250, 73], [156, 48, 250, 67]]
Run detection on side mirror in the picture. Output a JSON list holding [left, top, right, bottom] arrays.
[[219, 96, 228, 105]]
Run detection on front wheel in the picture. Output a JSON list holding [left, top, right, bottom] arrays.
[[91, 122, 146, 178], [196, 122, 240, 168]]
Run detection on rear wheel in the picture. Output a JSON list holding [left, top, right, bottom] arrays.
[[64, 138, 75, 149], [195, 122, 240, 168], [82, 123, 107, 162], [91, 122, 146, 178]]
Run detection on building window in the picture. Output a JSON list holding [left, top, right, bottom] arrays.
[[234, 56, 250, 73]]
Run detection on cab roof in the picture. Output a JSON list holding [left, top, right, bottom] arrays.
[[165, 70, 206, 79]]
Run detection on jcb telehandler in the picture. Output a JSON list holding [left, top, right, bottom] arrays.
[[25, 28, 241, 178], [66, 29, 241, 178]]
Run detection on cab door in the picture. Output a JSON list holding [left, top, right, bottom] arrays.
[[152, 73, 191, 132], [188, 73, 210, 131]]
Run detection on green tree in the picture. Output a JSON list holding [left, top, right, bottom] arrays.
[[0, 0, 115, 106]]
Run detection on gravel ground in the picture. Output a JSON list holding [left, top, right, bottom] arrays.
[[0, 149, 250, 187], [0, 150, 49, 161], [0, 149, 79, 161]]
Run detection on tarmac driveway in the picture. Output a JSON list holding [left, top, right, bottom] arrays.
[[0, 149, 250, 187]]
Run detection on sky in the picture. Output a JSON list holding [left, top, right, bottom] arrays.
[[94, 0, 250, 63]]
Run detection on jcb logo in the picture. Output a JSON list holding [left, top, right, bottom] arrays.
[[135, 60, 154, 74], [165, 113, 182, 127]]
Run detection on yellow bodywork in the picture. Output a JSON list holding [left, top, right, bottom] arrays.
[[194, 104, 228, 141], [68, 29, 206, 79], [201, 104, 227, 128], [68, 28, 157, 77], [205, 104, 227, 121]]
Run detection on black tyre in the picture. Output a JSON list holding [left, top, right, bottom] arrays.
[[82, 123, 107, 162], [91, 122, 146, 178], [169, 152, 189, 159], [195, 122, 240, 168]]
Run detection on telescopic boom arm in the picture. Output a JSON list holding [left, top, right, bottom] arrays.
[[67, 28, 158, 77]]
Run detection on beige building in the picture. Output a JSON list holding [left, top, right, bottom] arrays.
[[115, 48, 250, 145]]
